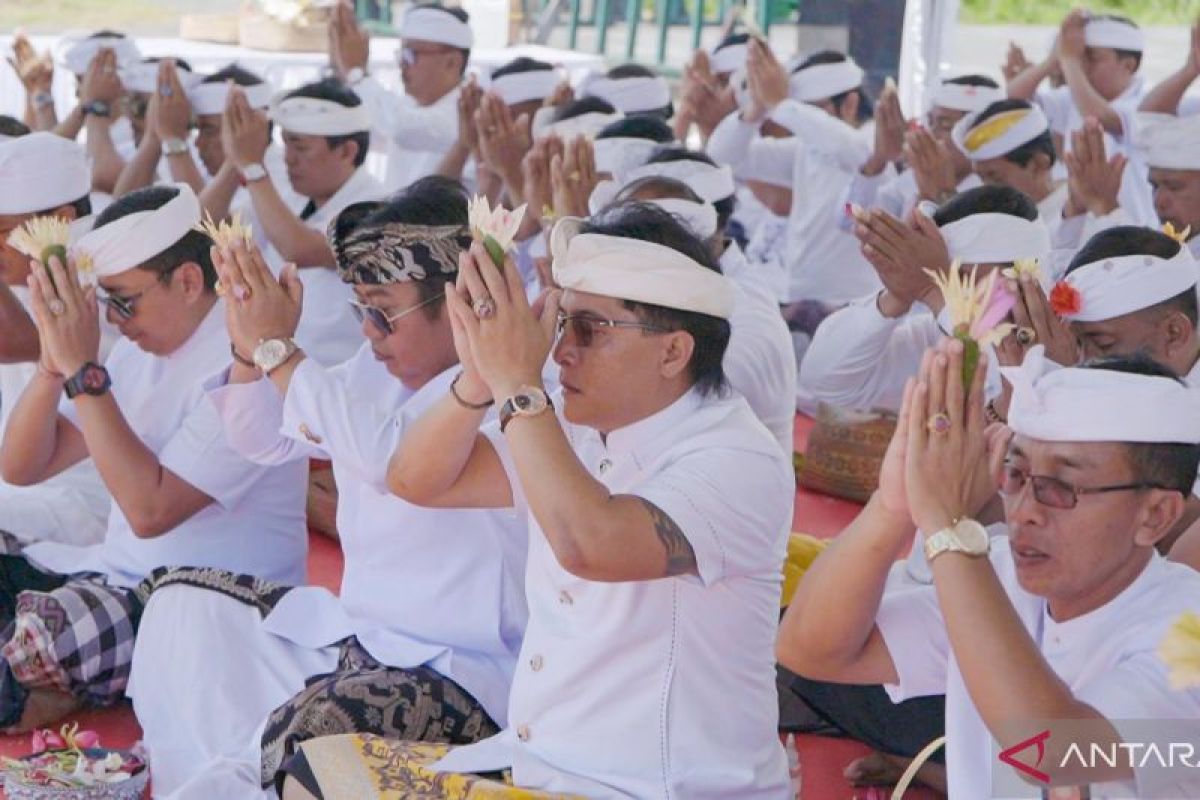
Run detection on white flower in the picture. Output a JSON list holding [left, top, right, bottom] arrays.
[[468, 195, 527, 265], [8, 215, 70, 263], [195, 211, 255, 249]]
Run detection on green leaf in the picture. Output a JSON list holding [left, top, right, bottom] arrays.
[[483, 236, 506, 269]]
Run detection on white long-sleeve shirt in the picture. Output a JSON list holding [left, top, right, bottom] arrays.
[[353, 77, 460, 194]]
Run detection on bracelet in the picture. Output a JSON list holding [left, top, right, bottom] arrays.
[[985, 399, 1007, 425], [230, 343, 256, 369], [450, 372, 493, 410]]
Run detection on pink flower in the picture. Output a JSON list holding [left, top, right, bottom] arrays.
[[73, 730, 100, 750], [971, 275, 1016, 340], [31, 730, 46, 754]]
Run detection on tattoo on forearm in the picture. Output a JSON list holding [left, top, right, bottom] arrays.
[[638, 498, 699, 578]]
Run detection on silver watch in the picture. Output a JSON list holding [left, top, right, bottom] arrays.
[[241, 162, 268, 183], [252, 338, 299, 375], [161, 137, 188, 156]]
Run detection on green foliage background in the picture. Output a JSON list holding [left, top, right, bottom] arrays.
[[962, 0, 1199, 25]]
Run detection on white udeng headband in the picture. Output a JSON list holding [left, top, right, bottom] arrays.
[[618, 160, 735, 203], [489, 68, 560, 106], [951, 105, 1049, 161], [550, 218, 734, 319], [118, 61, 202, 95], [586, 183, 718, 238], [582, 75, 672, 114], [1058, 247, 1200, 323], [189, 81, 274, 116], [710, 43, 748, 75], [788, 60, 864, 103], [399, 6, 474, 49], [1138, 113, 1200, 171], [592, 137, 660, 175], [531, 106, 624, 141], [1085, 18, 1145, 52], [930, 81, 1004, 113], [1003, 347, 1200, 444], [270, 96, 371, 136], [56, 33, 141, 75], [940, 213, 1051, 267], [74, 183, 201, 278]]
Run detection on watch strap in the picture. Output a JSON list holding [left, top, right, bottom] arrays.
[[499, 388, 552, 432], [162, 137, 189, 156], [241, 163, 268, 183]]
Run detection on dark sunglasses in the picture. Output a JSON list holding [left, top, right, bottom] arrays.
[[97, 279, 164, 320], [555, 311, 669, 348], [349, 294, 443, 336], [998, 461, 1171, 510]]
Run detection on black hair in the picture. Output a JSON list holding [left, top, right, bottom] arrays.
[[645, 146, 735, 232], [37, 195, 92, 219], [1066, 226, 1196, 326], [201, 64, 266, 86], [283, 79, 370, 167], [87, 30, 126, 39], [932, 183, 1038, 227], [1092, 14, 1143, 71], [141, 56, 193, 74], [0, 115, 31, 138], [601, 63, 673, 119], [791, 50, 872, 122], [343, 175, 468, 316], [1083, 354, 1200, 493], [491, 56, 554, 80], [596, 115, 674, 143], [580, 202, 730, 396], [715, 32, 750, 51], [945, 73, 1000, 89], [553, 96, 617, 122], [411, 4, 471, 74], [972, 99, 1057, 168], [93, 186, 216, 289]]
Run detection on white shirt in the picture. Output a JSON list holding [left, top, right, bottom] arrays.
[[206, 349, 529, 724], [742, 212, 791, 303], [24, 305, 309, 588], [709, 102, 881, 305], [720, 243, 798, 454], [253, 165, 387, 367], [878, 539, 1200, 799], [436, 389, 793, 799], [353, 77, 460, 194], [844, 168, 981, 226]]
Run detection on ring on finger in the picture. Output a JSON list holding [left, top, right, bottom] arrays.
[[232, 284, 251, 301], [160, 85, 173, 97], [1015, 326, 1036, 346], [926, 411, 952, 435], [567, 171, 581, 183], [48, 298, 66, 316], [473, 296, 496, 320]]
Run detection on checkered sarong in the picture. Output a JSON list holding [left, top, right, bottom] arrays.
[[0, 577, 142, 707]]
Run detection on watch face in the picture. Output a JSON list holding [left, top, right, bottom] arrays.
[[955, 520, 990, 554], [82, 366, 107, 391], [515, 389, 548, 415]]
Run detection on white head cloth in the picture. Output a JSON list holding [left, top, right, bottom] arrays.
[[0, 133, 91, 215], [586, 182, 719, 238], [1138, 113, 1200, 171], [1003, 346, 1200, 444], [930, 79, 1005, 113], [789, 59, 864, 102], [951, 103, 1050, 161], [270, 96, 371, 135], [581, 74, 672, 114], [550, 217, 734, 318], [939, 213, 1052, 267], [710, 42, 748, 75], [398, 5, 474, 49], [732, 138, 796, 188], [118, 60, 202, 95], [189, 80, 275, 116], [74, 184, 202, 278], [55, 32, 141, 75], [616, 160, 736, 203], [592, 136, 661, 175], [489, 68, 561, 106], [1085, 17, 1145, 53], [1058, 246, 1200, 323], [531, 106, 624, 141]]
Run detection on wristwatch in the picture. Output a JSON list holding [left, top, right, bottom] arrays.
[[252, 337, 299, 375], [924, 518, 990, 564], [499, 386, 552, 432], [161, 137, 189, 156], [33, 91, 54, 110], [81, 99, 111, 118], [63, 362, 111, 399], [241, 163, 268, 183]]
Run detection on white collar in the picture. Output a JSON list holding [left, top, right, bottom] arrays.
[[592, 388, 706, 460]]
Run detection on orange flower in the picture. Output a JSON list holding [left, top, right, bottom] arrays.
[[1049, 281, 1082, 317]]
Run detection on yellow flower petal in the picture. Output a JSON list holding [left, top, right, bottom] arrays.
[[1160, 611, 1200, 690]]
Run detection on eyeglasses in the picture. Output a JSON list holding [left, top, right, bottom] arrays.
[[349, 293, 443, 335], [97, 277, 168, 320], [555, 311, 669, 348], [998, 461, 1170, 510], [399, 46, 454, 66]]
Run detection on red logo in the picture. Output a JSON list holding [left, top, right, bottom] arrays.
[[999, 730, 1051, 783]]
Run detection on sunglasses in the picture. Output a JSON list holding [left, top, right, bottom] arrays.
[[97, 278, 167, 320], [399, 45, 455, 66], [349, 294, 443, 335], [555, 311, 669, 348], [998, 461, 1170, 510]]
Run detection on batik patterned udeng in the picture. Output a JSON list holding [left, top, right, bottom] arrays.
[[332, 222, 472, 286]]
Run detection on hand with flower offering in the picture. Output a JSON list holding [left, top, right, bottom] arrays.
[[26, 253, 100, 378], [467, 195, 526, 270], [1160, 611, 1200, 690], [999, 262, 1080, 369], [924, 261, 1016, 390]]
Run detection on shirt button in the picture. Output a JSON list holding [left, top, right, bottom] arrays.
[[558, 590, 573, 606], [598, 458, 612, 474], [517, 724, 531, 742], [529, 654, 544, 672]]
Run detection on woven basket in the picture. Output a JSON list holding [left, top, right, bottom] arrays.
[[796, 404, 897, 503], [179, 13, 241, 44]]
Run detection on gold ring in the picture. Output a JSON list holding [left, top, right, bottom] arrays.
[[926, 412, 952, 435], [567, 171, 581, 183], [48, 298, 65, 316], [1015, 326, 1036, 346], [214, 279, 226, 297]]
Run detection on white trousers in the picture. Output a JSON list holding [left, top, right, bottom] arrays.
[[0, 477, 108, 547], [127, 584, 338, 799]]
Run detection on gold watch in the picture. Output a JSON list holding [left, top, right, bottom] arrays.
[[924, 518, 990, 563]]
